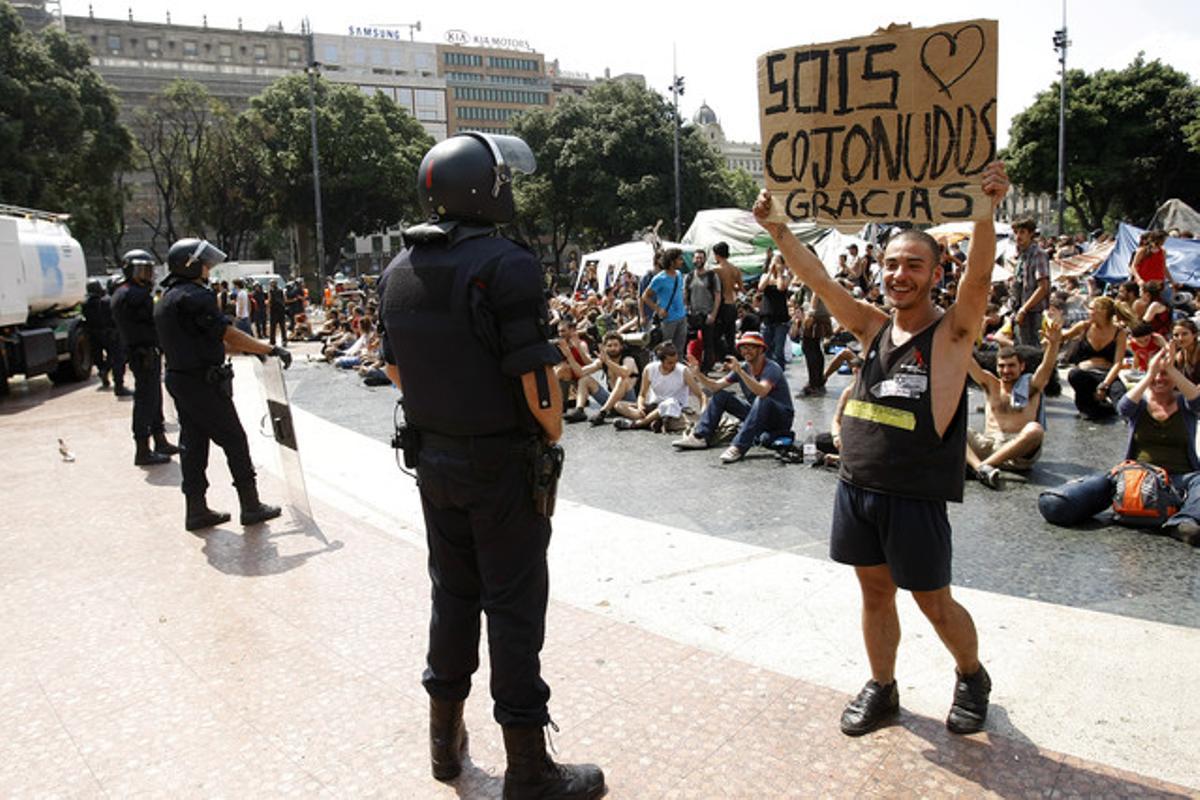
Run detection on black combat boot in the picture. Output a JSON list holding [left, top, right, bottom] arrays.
[[429, 698, 468, 781], [501, 725, 605, 800], [236, 483, 282, 526], [134, 438, 170, 466], [185, 494, 231, 531], [152, 431, 181, 456], [114, 383, 133, 397]]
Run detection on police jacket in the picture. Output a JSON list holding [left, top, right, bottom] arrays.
[[153, 278, 229, 372], [110, 281, 159, 350], [82, 294, 116, 333], [379, 223, 560, 437]]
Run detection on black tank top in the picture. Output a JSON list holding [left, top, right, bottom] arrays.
[[1074, 323, 1117, 364], [839, 316, 968, 502]]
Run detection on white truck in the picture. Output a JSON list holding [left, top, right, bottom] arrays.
[[0, 205, 92, 393]]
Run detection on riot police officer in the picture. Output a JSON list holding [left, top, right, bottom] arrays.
[[110, 249, 179, 466], [83, 278, 131, 396], [154, 237, 291, 532], [379, 133, 605, 800]]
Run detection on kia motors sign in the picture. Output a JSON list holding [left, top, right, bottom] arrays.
[[443, 28, 534, 51]]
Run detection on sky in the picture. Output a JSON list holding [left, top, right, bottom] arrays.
[[64, 0, 1200, 147]]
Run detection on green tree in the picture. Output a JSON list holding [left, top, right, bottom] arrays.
[[191, 111, 274, 259], [1005, 56, 1200, 232], [511, 80, 744, 271], [247, 74, 432, 277], [0, 1, 132, 262]]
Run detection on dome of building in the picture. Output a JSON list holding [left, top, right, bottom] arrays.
[[693, 102, 718, 126]]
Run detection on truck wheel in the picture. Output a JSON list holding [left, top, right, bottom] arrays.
[[49, 320, 92, 384]]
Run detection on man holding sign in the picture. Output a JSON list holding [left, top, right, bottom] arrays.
[[754, 157, 1008, 736]]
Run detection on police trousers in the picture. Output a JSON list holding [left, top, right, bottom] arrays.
[[90, 329, 126, 385], [415, 438, 552, 728], [129, 352, 165, 439], [164, 371, 255, 497]]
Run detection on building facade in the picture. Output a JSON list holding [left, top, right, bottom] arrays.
[[436, 43, 550, 135], [63, 13, 307, 116], [692, 102, 764, 188], [313, 31, 448, 141]]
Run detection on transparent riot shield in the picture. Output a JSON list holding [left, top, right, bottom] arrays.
[[253, 356, 313, 525]]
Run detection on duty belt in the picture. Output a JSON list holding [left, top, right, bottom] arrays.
[[420, 430, 531, 453]]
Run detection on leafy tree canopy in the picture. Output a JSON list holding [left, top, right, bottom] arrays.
[[1005, 55, 1200, 232]]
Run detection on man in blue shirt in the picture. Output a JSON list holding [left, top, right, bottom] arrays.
[[641, 248, 688, 356], [673, 331, 795, 463]]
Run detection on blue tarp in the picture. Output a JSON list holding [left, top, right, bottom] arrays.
[[1093, 222, 1200, 287]]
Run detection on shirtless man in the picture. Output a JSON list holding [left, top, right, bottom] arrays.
[[752, 161, 1010, 738], [966, 321, 1063, 489], [711, 241, 744, 364], [569, 332, 638, 426]]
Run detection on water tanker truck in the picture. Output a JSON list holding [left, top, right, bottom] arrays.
[[0, 205, 92, 394]]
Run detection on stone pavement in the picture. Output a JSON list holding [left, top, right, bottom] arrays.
[[1, 363, 1197, 798]]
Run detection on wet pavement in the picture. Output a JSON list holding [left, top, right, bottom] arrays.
[[284, 351, 1200, 630]]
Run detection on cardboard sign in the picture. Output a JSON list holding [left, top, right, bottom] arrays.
[[757, 20, 998, 228]]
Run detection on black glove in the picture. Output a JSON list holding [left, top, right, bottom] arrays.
[[270, 346, 293, 369]]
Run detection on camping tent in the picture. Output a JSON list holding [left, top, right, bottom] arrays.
[[575, 240, 689, 292], [681, 208, 868, 278], [1149, 199, 1200, 234], [1092, 223, 1200, 287]]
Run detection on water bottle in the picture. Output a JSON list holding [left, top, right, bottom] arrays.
[[802, 420, 818, 463]]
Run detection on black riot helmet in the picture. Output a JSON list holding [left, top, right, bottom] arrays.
[[121, 249, 157, 283], [166, 238, 227, 280], [416, 132, 536, 225], [86, 278, 104, 297]]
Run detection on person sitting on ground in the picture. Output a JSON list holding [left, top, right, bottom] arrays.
[[613, 342, 703, 433], [672, 331, 795, 464], [553, 317, 592, 410], [1113, 281, 1140, 328], [965, 321, 1063, 489], [292, 312, 313, 341], [563, 332, 638, 425], [1063, 296, 1128, 419], [321, 320, 357, 362], [810, 356, 864, 469], [316, 308, 341, 338], [1172, 318, 1200, 383], [1134, 281, 1172, 338], [1039, 344, 1200, 546], [1126, 324, 1166, 373], [334, 319, 376, 369]]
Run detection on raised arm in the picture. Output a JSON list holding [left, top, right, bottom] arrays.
[[1031, 320, 1064, 392], [752, 193, 887, 344], [943, 161, 1009, 342]]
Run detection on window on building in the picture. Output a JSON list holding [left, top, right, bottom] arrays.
[[389, 235, 402, 252], [414, 51, 434, 71], [182, 40, 198, 57], [253, 44, 269, 62], [287, 47, 301, 65], [415, 89, 444, 122], [146, 37, 160, 54], [323, 44, 339, 65], [395, 88, 414, 112], [106, 34, 121, 53], [371, 236, 383, 254], [218, 43, 233, 60]]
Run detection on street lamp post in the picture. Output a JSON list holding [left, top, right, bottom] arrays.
[[304, 19, 327, 278], [670, 47, 685, 242], [1054, 3, 1069, 234]]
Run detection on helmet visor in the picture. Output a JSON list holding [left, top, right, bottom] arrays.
[[190, 240, 227, 269], [481, 134, 537, 176]]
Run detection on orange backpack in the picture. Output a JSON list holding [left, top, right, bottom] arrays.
[[1109, 461, 1182, 527]]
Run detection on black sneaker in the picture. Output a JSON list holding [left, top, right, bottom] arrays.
[[613, 418, 634, 431], [840, 680, 899, 736], [563, 407, 587, 423], [589, 410, 608, 426], [946, 665, 991, 734]]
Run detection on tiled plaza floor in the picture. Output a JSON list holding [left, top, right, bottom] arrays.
[[1, 375, 1194, 798]]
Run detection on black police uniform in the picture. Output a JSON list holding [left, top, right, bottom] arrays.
[[83, 289, 126, 388], [111, 279, 166, 441], [268, 284, 287, 346], [154, 278, 256, 499], [379, 226, 561, 728]]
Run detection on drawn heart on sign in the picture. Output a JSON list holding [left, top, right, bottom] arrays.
[[920, 24, 986, 98]]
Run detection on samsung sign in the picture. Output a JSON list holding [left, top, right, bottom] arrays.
[[444, 28, 533, 51], [348, 26, 411, 41]]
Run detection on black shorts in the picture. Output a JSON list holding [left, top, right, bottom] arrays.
[[830, 480, 952, 591]]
